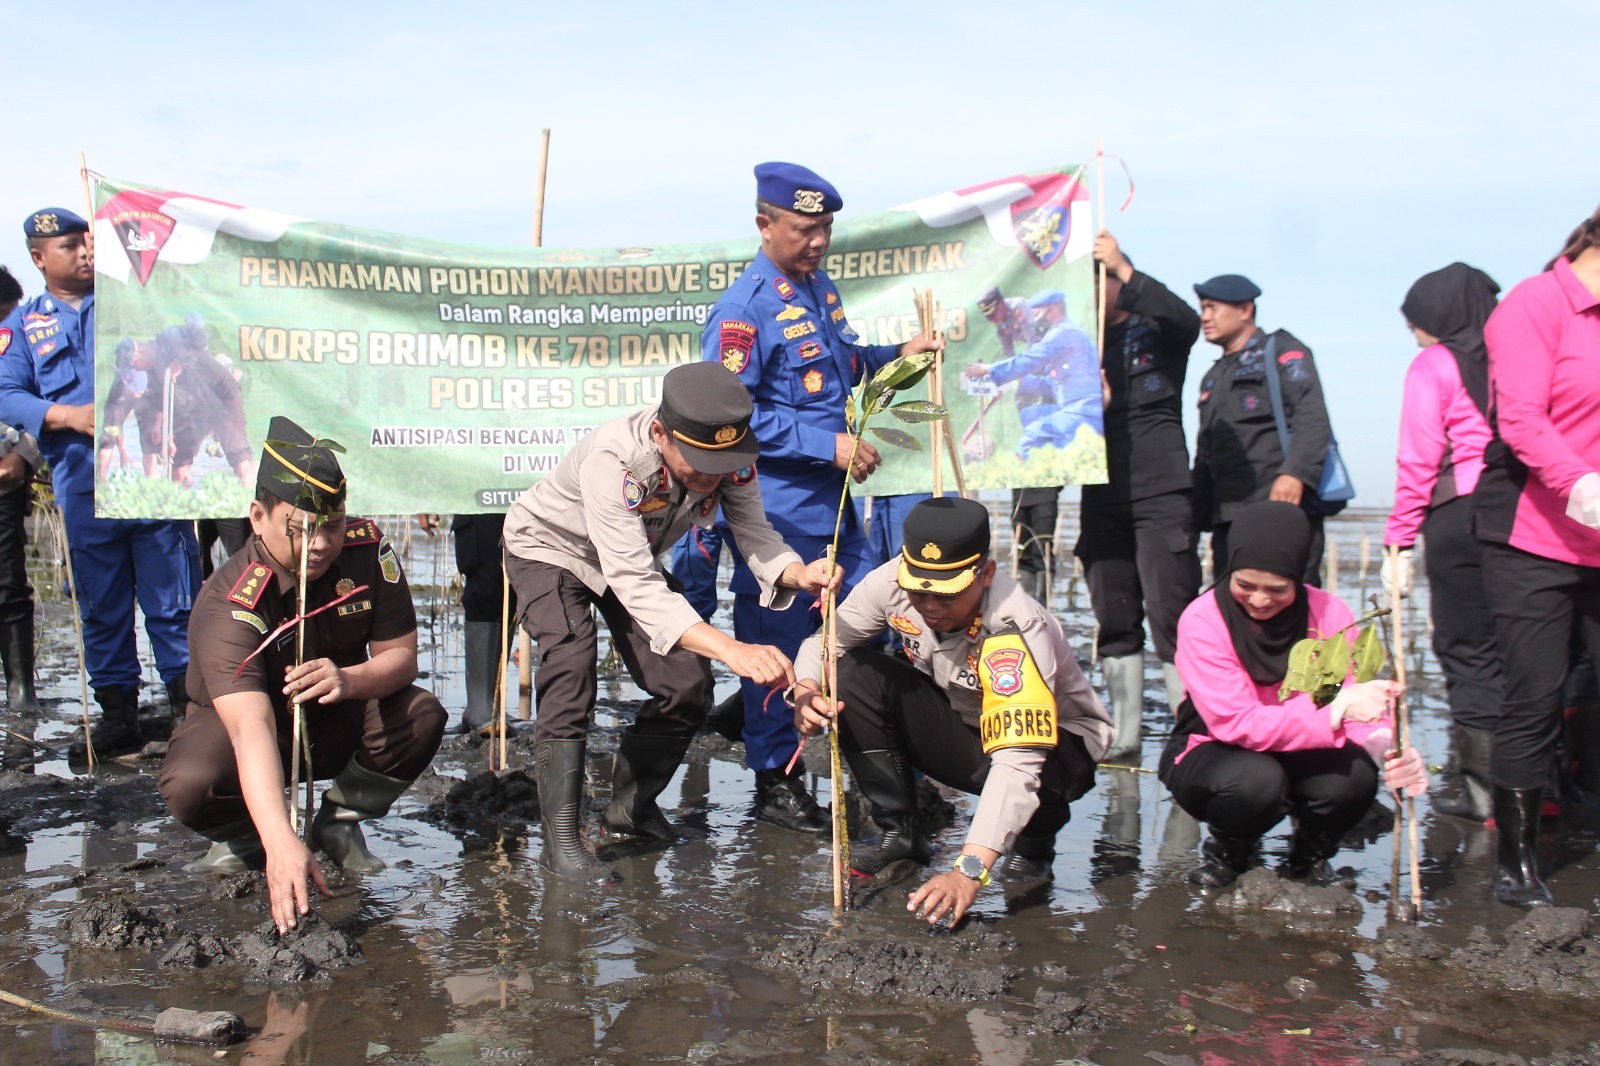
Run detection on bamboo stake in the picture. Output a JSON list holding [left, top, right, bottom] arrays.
[[823, 562, 849, 911], [77, 153, 94, 254], [1387, 546, 1422, 918], [518, 130, 553, 700], [532, 129, 552, 247], [1095, 140, 1108, 365], [290, 513, 312, 837], [495, 564, 511, 771], [56, 507, 94, 772], [1358, 531, 1371, 607]]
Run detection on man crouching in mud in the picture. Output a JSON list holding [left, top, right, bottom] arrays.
[[791, 497, 1112, 925], [159, 418, 446, 934]]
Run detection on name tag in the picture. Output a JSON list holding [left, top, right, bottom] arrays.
[[337, 599, 373, 616]]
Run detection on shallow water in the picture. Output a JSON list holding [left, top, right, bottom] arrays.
[[2, 507, 1599, 1064]]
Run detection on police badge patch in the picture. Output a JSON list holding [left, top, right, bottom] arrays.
[[803, 369, 824, 394], [622, 471, 645, 510], [0, 329, 9, 357], [379, 546, 401, 584], [983, 647, 1025, 696]]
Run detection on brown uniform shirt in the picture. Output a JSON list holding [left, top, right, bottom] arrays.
[[186, 519, 416, 730]]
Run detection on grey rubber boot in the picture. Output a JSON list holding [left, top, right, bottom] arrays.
[[534, 739, 621, 884], [844, 748, 932, 876], [0, 620, 40, 714], [1102, 652, 1145, 761], [462, 621, 500, 731], [182, 821, 265, 874], [311, 756, 411, 874], [603, 732, 692, 842], [1434, 725, 1493, 823], [1161, 661, 1185, 715]]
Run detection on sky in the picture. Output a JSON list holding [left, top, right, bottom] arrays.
[[2, 0, 1593, 506]]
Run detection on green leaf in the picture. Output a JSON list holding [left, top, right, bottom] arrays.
[[845, 393, 858, 433], [1314, 632, 1351, 689], [273, 472, 301, 484], [867, 350, 936, 394], [314, 437, 347, 454], [889, 400, 948, 424], [1352, 625, 1387, 683], [1279, 638, 1319, 701], [862, 383, 897, 420], [869, 426, 922, 451]]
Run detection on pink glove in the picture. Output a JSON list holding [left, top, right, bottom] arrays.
[[1383, 746, 1429, 798]]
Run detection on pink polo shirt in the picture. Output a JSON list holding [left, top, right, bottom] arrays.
[[1385, 343, 1492, 547], [1478, 258, 1600, 566]]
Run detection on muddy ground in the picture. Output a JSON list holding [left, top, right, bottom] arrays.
[[5, 508, 1600, 1064]]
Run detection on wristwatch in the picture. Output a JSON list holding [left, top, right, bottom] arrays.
[[953, 853, 990, 887]]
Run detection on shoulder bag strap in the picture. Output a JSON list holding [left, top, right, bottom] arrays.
[[1261, 332, 1292, 457]]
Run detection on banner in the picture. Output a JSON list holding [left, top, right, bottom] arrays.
[[91, 167, 1106, 517]]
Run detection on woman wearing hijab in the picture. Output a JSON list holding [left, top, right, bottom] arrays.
[[1159, 501, 1427, 888], [1383, 263, 1504, 822], [1474, 204, 1600, 908]]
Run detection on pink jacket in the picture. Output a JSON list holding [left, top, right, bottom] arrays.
[[1173, 587, 1388, 763], [1477, 258, 1600, 566], [1385, 344, 1492, 547]]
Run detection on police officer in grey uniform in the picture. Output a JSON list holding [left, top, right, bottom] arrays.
[[792, 497, 1110, 927], [502, 362, 837, 884], [1191, 275, 1332, 585]]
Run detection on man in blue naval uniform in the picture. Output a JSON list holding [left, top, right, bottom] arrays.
[[702, 161, 941, 831], [965, 290, 1103, 458], [0, 208, 200, 756]]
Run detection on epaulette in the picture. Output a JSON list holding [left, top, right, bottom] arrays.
[[342, 518, 380, 546], [227, 562, 272, 609]]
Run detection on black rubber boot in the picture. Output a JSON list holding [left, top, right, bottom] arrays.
[[0, 620, 40, 715], [1493, 784, 1554, 908], [165, 676, 188, 724], [462, 621, 499, 732], [1434, 725, 1493, 822], [534, 740, 620, 885], [754, 764, 830, 834], [69, 686, 144, 762], [1186, 832, 1258, 888], [603, 732, 692, 842], [312, 756, 412, 874], [845, 749, 931, 876], [992, 832, 1059, 883], [1283, 823, 1356, 889], [702, 689, 746, 745]]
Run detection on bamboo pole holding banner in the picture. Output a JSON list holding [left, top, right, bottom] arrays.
[[912, 290, 966, 497], [1095, 140, 1108, 365], [517, 130, 554, 698]]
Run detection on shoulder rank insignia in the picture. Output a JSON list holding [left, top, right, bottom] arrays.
[[965, 614, 984, 641], [228, 563, 271, 609], [0, 329, 9, 357], [698, 490, 718, 517], [775, 305, 808, 322], [231, 609, 268, 634], [773, 277, 795, 301], [343, 519, 380, 546], [888, 614, 923, 637], [622, 471, 645, 510]]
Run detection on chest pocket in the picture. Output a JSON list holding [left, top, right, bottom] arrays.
[[1126, 351, 1174, 407], [34, 336, 80, 397], [1227, 357, 1271, 422], [784, 335, 834, 407]]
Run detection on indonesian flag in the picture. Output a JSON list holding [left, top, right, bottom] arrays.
[[899, 169, 1092, 269], [94, 187, 301, 286]]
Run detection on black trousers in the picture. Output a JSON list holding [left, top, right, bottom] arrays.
[[1480, 540, 1600, 789], [835, 647, 1095, 828], [1010, 487, 1061, 576], [196, 518, 250, 581], [504, 554, 711, 746], [454, 513, 513, 624], [1076, 488, 1201, 661], [1162, 739, 1378, 840], [1421, 495, 1503, 731], [1212, 514, 1325, 588], [0, 487, 32, 626]]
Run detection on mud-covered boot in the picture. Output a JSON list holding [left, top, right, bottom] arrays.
[[845, 749, 931, 876], [603, 732, 692, 842], [0, 620, 40, 715], [311, 756, 410, 874], [1102, 652, 1145, 762], [753, 764, 829, 834], [462, 621, 499, 733], [1186, 832, 1258, 888], [1161, 661, 1185, 715], [68, 686, 144, 762], [1434, 725, 1493, 823], [165, 676, 188, 723], [1493, 785, 1554, 908], [703, 689, 746, 745], [182, 821, 265, 874], [534, 740, 620, 884], [1283, 823, 1357, 888], [992, 832, 1060, 883]]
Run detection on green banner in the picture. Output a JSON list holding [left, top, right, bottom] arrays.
[[91, 167, 1106, 517]]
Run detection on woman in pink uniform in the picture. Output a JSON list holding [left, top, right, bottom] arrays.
[[1160, 500, 1426, 889], [1474, 205, 1600, 908], [1384, 263, 1504, 822]]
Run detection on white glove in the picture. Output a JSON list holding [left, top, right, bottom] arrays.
[[1380, 547, 1414, 599], [1567, 472, 1600, 530], [1327, 679, 1400, 730]]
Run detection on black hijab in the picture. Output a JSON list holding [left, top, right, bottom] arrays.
[[1216, 501, 1313, 686], [1400, 262, 1500, 416]]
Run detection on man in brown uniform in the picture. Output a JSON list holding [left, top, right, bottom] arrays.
[[159, 417, 445, 934], [503, 361, 837, 885]]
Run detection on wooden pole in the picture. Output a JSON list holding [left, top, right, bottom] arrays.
[[1095, 140, 1108, 365], [1387, 545, 1422, 917], [56, 508, 94, 772], [291, 513, 311, 836], [1358, 531, 1371, 607], [77, 153, 94, 252], [495, 564, 511, 770], [518, 129, 552, 697], [532, 129, 552, 247]]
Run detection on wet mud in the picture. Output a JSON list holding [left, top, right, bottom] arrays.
[[8, 512, 1600, 1062]]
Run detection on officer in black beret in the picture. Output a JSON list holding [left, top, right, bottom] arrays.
[[1191, 274, 1334, 583], [159, 416, 446, 934]]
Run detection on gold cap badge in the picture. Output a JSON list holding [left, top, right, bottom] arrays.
[[714, 426, 738, 444], [32, 213, 59, 235], [793, 189, 824, 213], [920, 542, 943, 561]]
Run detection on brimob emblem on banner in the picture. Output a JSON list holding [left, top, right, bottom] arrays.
[[714, 426, 738, 444], [1013, 204, 1068, 270], [31, 213, 59, 235], [793, 189, 824, 213]]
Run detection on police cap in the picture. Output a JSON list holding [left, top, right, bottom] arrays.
[[1194, 274, 1262, 304], [977, 287, 1003, 313], [1027, 289, 1066, 310], [658, 363, 761, 476], [24, 208, 88, 239], [897, 497, 991, 596], [258, 415, 348, 514], [755, 162, 842, 216]]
